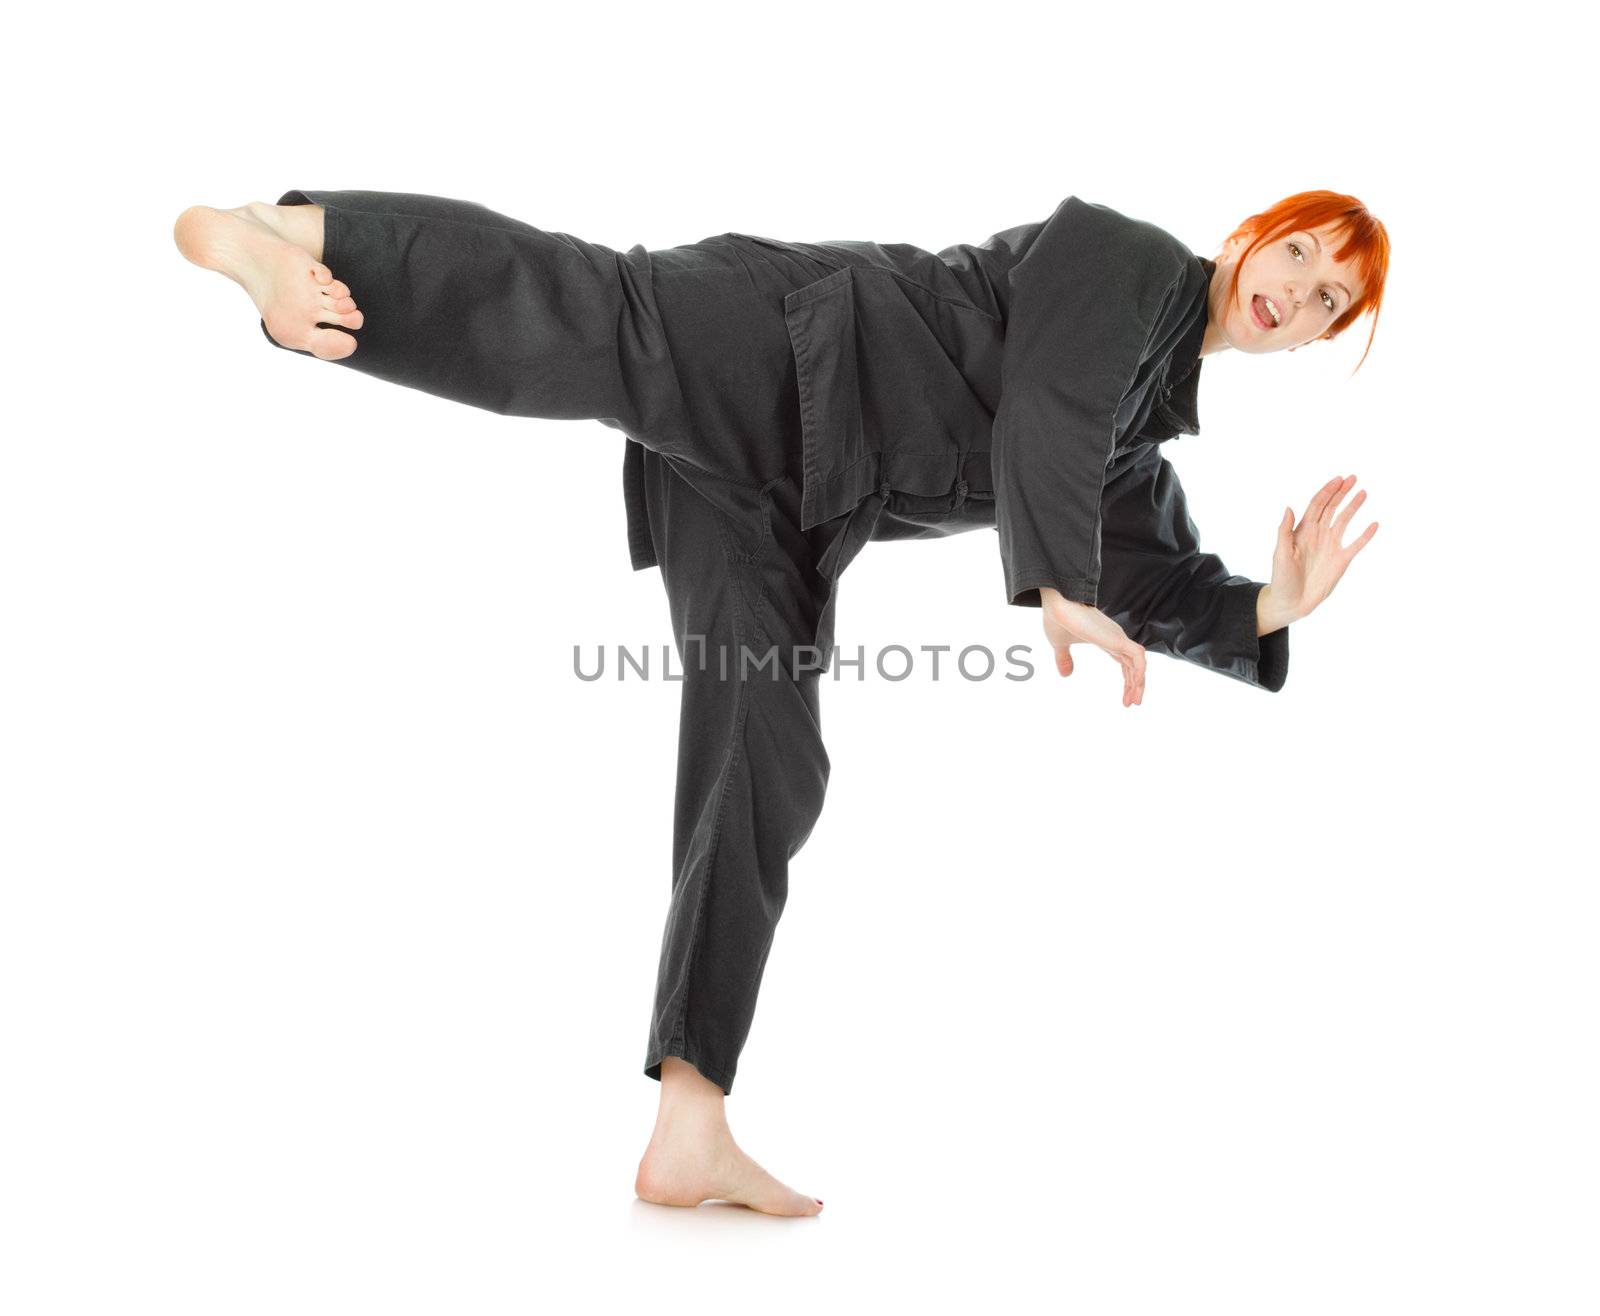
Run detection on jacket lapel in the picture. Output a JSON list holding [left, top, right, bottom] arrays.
[[1136, 255, 1213, 443]]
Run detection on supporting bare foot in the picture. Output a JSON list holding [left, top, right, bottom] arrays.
[[635, 1058, 823, 1217], [173, 203, 363, 360]]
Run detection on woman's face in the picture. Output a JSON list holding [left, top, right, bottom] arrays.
[[1206, 222, 1366, 355]]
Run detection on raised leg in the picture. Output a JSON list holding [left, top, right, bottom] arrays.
[[174, 189, 694, 453]]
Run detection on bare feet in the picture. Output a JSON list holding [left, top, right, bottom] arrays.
[[173, 203, 363, 360], [635, 1058, 823, 1217]]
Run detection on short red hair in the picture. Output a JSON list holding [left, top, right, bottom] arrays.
[[1220, 190, 1391, 376]]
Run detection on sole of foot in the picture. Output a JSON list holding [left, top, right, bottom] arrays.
[[635, 1134, 823, 1217], [173, 204, 362, 361]]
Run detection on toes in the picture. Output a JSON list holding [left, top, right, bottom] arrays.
[[323, 279, 351, 299], [321, 293, 358, 314], [726, 1162, 824, 1217], [309, 260, 334, 286], [316, 307, 364, 330], [308, 327, 357, 360], [262, 311, 304, 352], [746, 1190, 822, 1218]]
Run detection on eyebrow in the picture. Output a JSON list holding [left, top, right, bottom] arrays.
[[1303, 231, 1354, 306]]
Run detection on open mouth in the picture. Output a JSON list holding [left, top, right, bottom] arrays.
[[1252, 294, 1282, 330]]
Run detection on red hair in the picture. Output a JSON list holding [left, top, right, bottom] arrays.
[[1220, 190, 1390, 376]]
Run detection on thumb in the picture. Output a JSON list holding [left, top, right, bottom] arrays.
[[1278, 506, 1295, 542]]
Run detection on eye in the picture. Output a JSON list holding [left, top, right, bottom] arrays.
[[1288, 241, 1339, 314]]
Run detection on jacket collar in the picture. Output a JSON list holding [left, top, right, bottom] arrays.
[[1153, 255, 1214, 437]]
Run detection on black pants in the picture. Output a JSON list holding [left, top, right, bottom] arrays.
[[264, 189, 849, 1094]]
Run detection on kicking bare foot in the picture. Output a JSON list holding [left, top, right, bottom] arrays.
[[635, 1058, 823, 1217], [173, 203, 363, 360]]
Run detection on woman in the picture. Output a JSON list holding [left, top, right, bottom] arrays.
[[174, 187, 1388, 1216]]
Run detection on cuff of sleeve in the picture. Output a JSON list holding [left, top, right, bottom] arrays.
[[1257, 618, 1290, 692], [1006, 568, 1097, 609], [1245, 581, 1290, 693]]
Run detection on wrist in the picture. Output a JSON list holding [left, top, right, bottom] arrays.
[[1256, 585, 1296, 636]]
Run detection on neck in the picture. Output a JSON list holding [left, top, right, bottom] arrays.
[[1200, 263, 1232, 358]]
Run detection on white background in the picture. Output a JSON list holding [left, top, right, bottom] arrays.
[[3, 2, 1593, 1312]]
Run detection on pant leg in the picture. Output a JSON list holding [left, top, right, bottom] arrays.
[[638, 447, 841, 1096], [257, 193, 850, 1093], [636, 238, 850, 1094], [260, 188, 694, 454]]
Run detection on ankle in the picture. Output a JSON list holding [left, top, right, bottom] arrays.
[[241, 201, 325, 261], [654, 1092, 729, 1129], [654, 1064, 731, 1131]]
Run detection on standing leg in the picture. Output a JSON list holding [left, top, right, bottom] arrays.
[[632, 448, 837, 1216], [179, 195, 843, 1211]]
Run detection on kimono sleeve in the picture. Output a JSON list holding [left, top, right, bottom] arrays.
[[1096, 441, 1290, 692], [992, 197, 1190, 610]]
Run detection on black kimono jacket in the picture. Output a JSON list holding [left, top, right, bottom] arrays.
[[624, 195, 1289, 692]]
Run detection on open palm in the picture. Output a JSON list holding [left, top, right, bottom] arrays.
[[1269, 474, 1379, 623]]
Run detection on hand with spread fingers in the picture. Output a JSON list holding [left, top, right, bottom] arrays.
[[1257, 474, 1380, 634], [1039, 589, 1147, 708]]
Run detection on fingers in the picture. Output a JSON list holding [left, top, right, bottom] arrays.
[[1277, 506, 1295, 546], [1119, 643, 1146, 708], [1331, 486, 1367, 541], [1321, 474, 1357, 529], [1326, 480, 1378, 568], [1300, 475, 1366, 545], [1299, 474, 1347, 532], [1317, 508, 1379, 605], [1043, 604, 1144, 703], [1343, 520, 1379, 562]]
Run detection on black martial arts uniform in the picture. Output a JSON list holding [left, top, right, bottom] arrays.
[[259, 189, 1290, 1095]]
